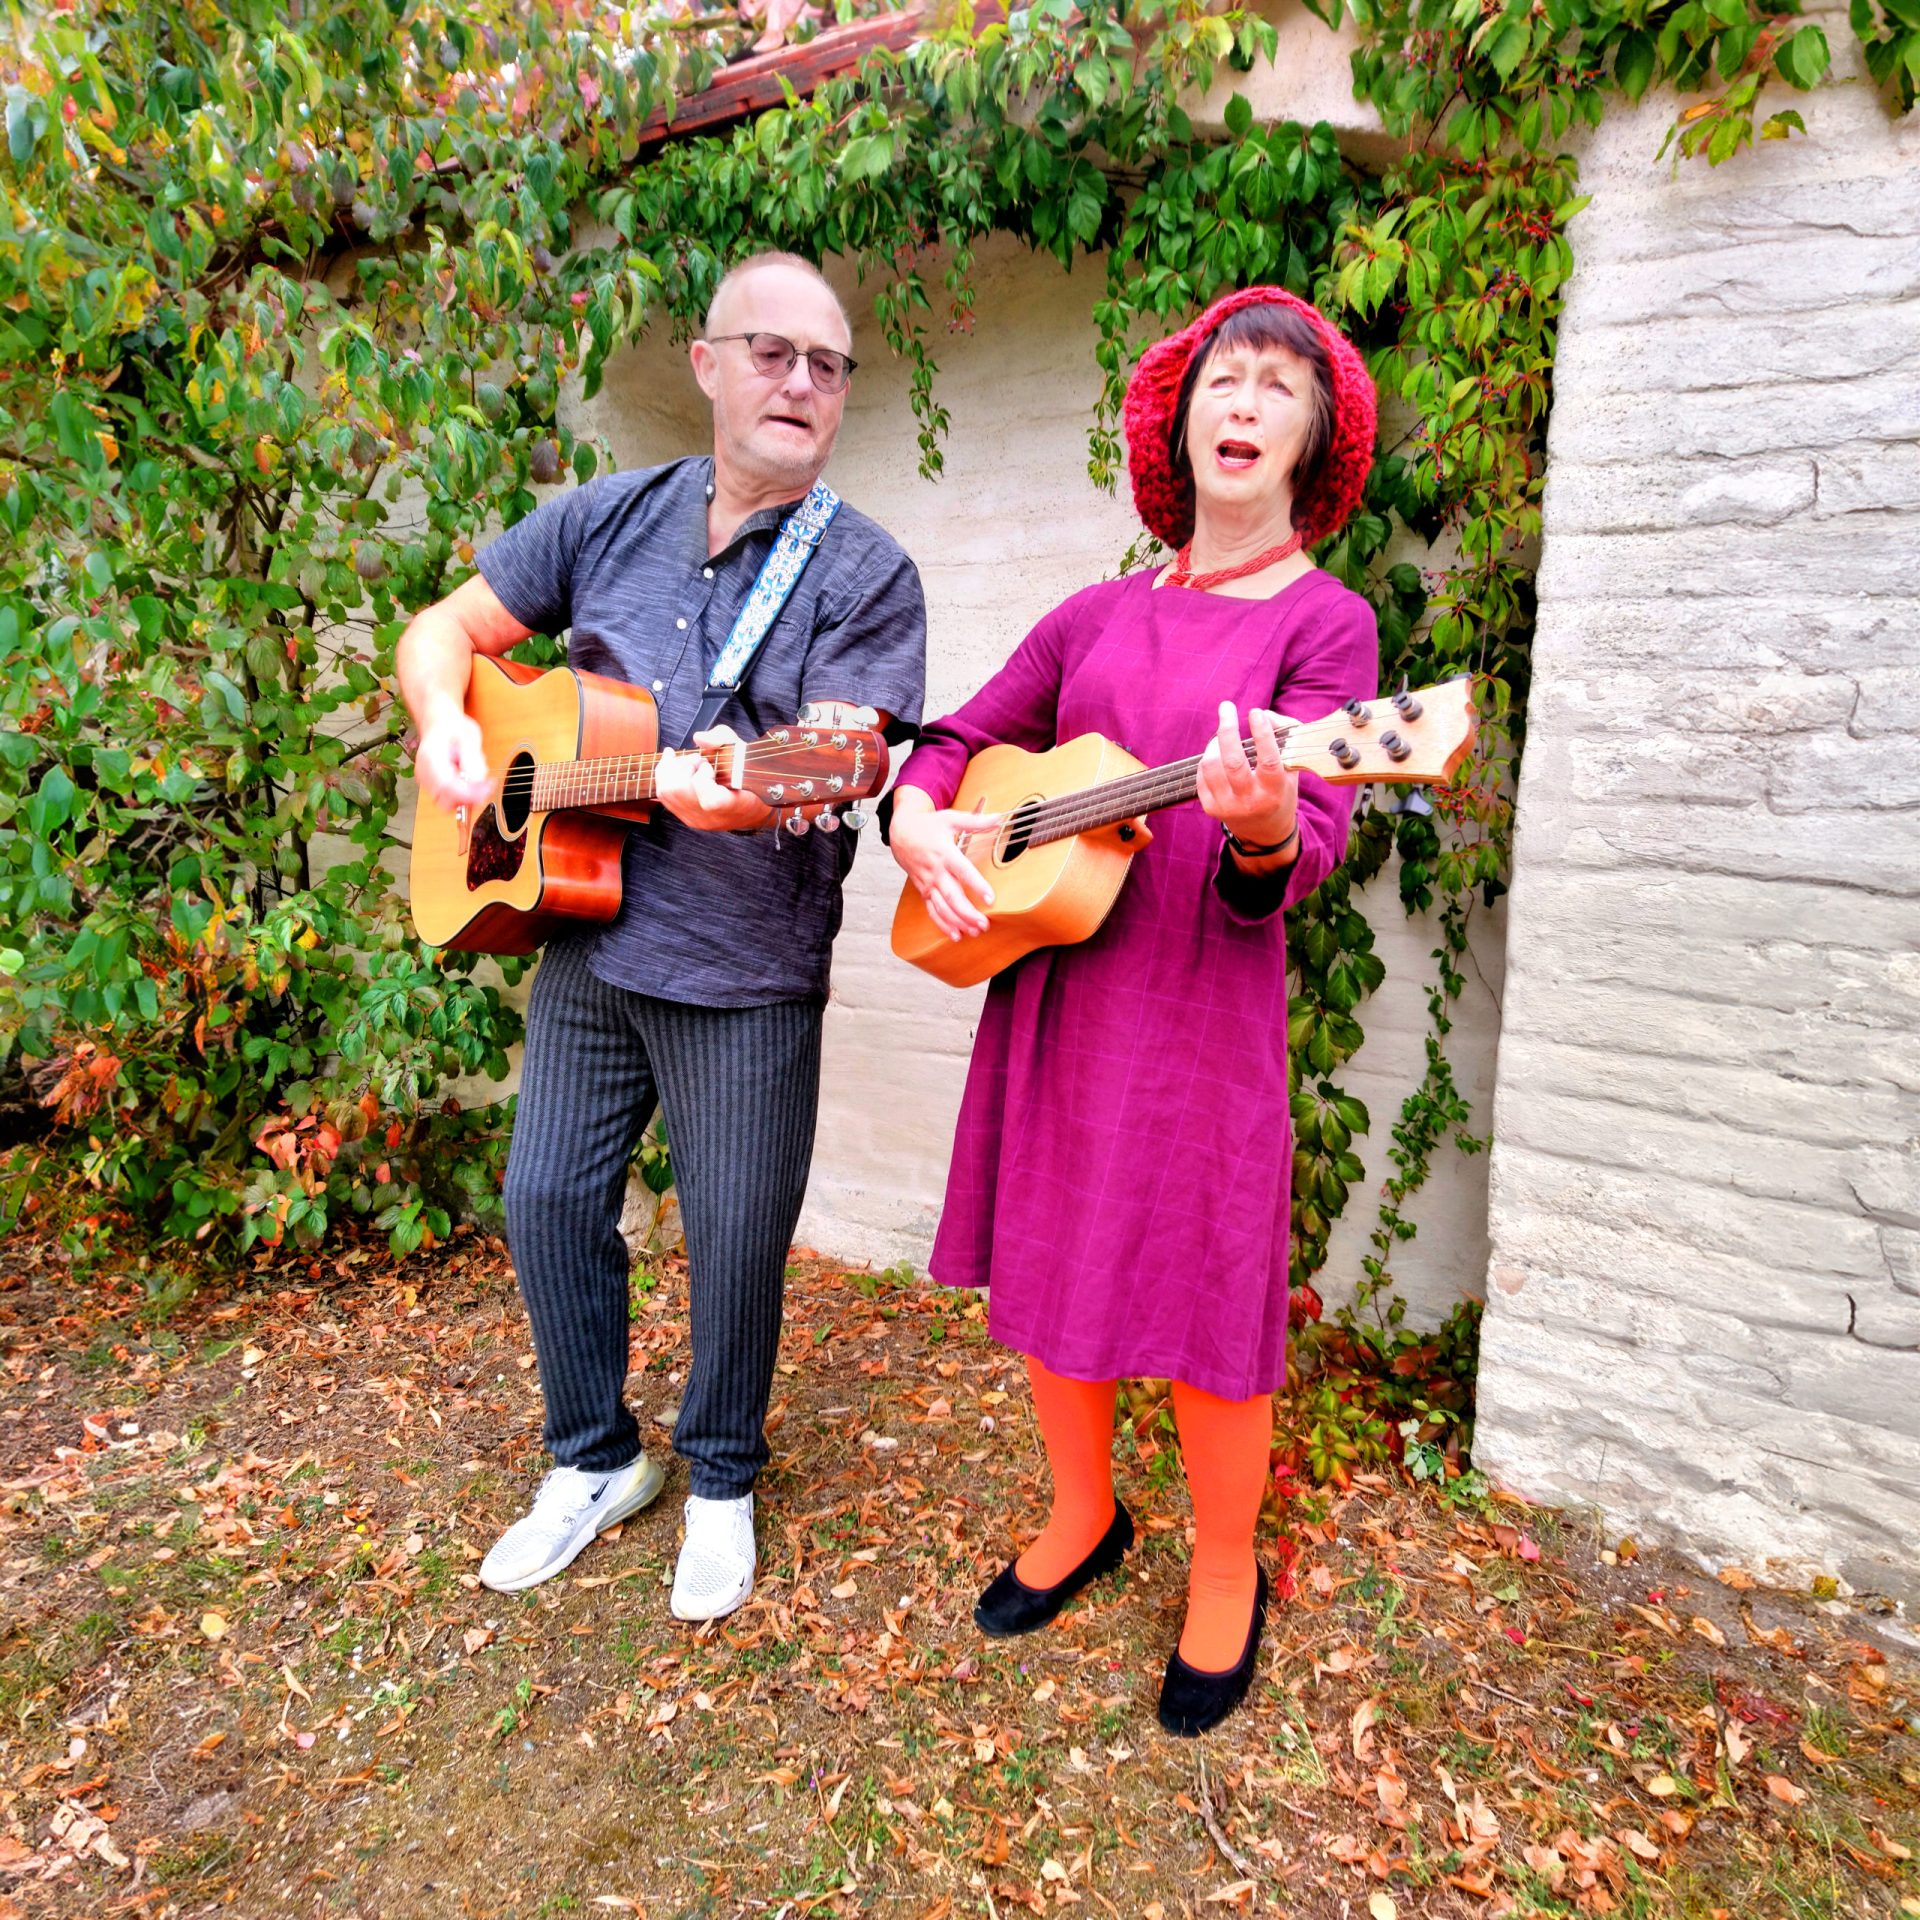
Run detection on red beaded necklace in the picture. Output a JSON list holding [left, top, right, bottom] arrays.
[[1165, 528, 1305, 592]]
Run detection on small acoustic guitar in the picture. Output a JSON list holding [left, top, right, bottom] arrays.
[[892, 679, 1476, 988], [409, 656, 889, 955]]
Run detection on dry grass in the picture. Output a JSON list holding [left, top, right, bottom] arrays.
[[0, 1226, 1913, 1919]]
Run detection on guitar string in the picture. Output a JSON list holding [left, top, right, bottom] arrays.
[[486, 718, 1411, 822]]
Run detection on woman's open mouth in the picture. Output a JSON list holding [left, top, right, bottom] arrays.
[[1214, 439, 1262, 470]]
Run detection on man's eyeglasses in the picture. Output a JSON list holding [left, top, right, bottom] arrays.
[[707, 331, 857, 395]]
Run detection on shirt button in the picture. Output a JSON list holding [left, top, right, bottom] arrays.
[[702, 568, 713, 580], [676, 618, 688, 630], [652, 679, 664, 692]]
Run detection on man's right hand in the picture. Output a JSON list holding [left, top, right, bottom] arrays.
[[415, 710, 493, 811]]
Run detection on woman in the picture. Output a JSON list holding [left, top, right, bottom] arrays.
[[888, 286, 1379, 1735]]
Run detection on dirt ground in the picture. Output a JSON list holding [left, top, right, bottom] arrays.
[[0, 1223, 1914, 1919]]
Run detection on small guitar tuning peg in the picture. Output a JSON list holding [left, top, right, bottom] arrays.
[[782, 810, 811, 838], [842, 804, 870, 832], [814, 807, 841, 834]]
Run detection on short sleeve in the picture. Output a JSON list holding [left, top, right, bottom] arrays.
[[800, 542, 928, 729], [475, 482, 603, 635]]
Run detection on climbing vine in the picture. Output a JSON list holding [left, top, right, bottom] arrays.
[[0, 0, 1907, 1431]]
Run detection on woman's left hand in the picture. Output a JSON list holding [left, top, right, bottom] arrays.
[[1196, 701, 1299, 848]]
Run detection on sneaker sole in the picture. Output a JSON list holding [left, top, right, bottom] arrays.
[[479, 1456, 666, 1594], [669, 1569, 754, 1624]]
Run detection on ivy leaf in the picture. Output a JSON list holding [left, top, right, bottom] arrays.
[[838, 133, 894, 181], [1612, 27, 1658, 96], [1477, 12, 1532, 80], [1224, 91, 1254, 139], [1774, 24, 1831, 88]]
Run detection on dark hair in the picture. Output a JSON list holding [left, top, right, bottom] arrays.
[[1166, 303, 1334, 510]]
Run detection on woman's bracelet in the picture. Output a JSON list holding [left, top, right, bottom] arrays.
[[1223, 820, 1300, 861]]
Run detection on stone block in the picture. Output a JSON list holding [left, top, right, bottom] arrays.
[[1545, 372, 1920, 465]]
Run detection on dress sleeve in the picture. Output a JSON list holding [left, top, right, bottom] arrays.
[[1215, 587, 1381, 925], [891, 593, 1078, 810]]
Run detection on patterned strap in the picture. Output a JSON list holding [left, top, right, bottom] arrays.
[[680, 481, 842, 744]]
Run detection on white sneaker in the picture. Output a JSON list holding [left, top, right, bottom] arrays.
[[479, 1454, 664, 1593], [670, 1493, 756, 1622]]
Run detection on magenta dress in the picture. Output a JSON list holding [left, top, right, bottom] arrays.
[[898, 567, 1379, 1400]]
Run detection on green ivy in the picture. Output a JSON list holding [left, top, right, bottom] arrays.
[[1, 0, 1905, 1322]]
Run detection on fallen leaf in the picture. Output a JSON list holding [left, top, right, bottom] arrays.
[[1869, 1827, 1911, 1862], [1645, 1773, 1681, 1797], [1351, 1698, 1378, 1759], [1799, 1736, 1841, 1769], [1618, 1829, 1660, 1861], [1368, 1896, 1398, 1920], [1717, 1565, 1756, 1591], [829, 1579, 858, 1600], [200, 1611, 228, 1641], [1765, 1774, 1808, 1806], [1690, 1615, 1727, 1648]]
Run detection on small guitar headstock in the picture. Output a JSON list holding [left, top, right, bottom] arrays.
[[1282, 679, 1476, 787], [717, 725, 891, 809]]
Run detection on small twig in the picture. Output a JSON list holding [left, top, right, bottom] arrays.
[[1471, 1676, 1579, 1722], [1195, 1754, 1260, 1879]]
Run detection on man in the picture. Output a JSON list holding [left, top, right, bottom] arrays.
[[397, 252, 925, 1620]]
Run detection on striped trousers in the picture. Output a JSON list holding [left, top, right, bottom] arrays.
[[502, 936, 823, 1498]]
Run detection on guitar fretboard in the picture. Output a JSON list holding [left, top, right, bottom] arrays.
[[1019, 731, 1305, 846]]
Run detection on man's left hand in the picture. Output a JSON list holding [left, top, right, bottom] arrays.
[[654, 726, 775, 834]]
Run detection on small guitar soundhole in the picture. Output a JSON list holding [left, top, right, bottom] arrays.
[[996, 797, 1043, 865], [466, 806, 526, 891]]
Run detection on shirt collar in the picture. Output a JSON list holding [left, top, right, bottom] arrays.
[[694, 455, 814, 565]]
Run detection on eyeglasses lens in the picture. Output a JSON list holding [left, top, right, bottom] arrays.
[[747, 333, 851, 394]]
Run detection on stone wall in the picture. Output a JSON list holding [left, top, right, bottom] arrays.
[[1471, 19, 1920, 1606]]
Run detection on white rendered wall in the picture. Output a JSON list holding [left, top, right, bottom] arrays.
[[1470, 14, 1920, 1607]]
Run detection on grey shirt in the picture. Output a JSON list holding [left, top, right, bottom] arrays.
[[477, 456, 926, 1006]]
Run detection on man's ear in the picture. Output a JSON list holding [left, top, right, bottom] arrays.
[[689, 339, 719, 400]]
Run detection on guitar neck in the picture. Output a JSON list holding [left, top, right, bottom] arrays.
[[526, 746, 727, 814], [1022, 735, 1303, 847]]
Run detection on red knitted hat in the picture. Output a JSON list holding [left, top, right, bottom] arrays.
[[1123, 286, 1377, 551]]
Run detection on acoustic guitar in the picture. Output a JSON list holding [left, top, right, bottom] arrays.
[[891, 679, 1476, 987], [409, 655, 889, 955]]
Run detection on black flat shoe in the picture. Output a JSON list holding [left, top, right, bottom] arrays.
[[1157, 1567, 1268, 1737], [973, 1501, 1135, 1638]]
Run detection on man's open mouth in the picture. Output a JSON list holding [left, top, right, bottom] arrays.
[[1215, 439, 1262, 470], [765, 413, 813, 434]]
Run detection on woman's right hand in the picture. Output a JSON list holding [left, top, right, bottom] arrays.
[[888, 789, 1002, 941]]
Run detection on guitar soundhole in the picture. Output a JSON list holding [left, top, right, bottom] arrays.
[[498, 751, 536, 834], [995, 798, 1043, 865], [465, 805, 526, 891]]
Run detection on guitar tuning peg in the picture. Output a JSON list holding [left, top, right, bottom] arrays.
[[782, 809, 811, 838], [842, 804, 870, 832], [814, 807, 841, 834]]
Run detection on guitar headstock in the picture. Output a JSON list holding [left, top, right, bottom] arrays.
[[1282, 679, 1476, 787], [716, 726, 891, 808]]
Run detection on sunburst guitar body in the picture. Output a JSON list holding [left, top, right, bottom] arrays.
[[409, 655, 889, 956], [892, 678, 1477, 988]]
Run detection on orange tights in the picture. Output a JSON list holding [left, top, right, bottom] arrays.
[[1013, 1358, 1272, 1672]]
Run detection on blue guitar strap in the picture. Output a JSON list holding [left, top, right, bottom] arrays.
[[678, 479, 842, 746]]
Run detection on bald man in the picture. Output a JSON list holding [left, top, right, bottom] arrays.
[[397, 253, 925, 1620]]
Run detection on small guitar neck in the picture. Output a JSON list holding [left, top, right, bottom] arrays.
[[1019, 682, 1475, 847]]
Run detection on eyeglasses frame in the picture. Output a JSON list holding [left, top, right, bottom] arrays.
[[705, 331, 859, 395]]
